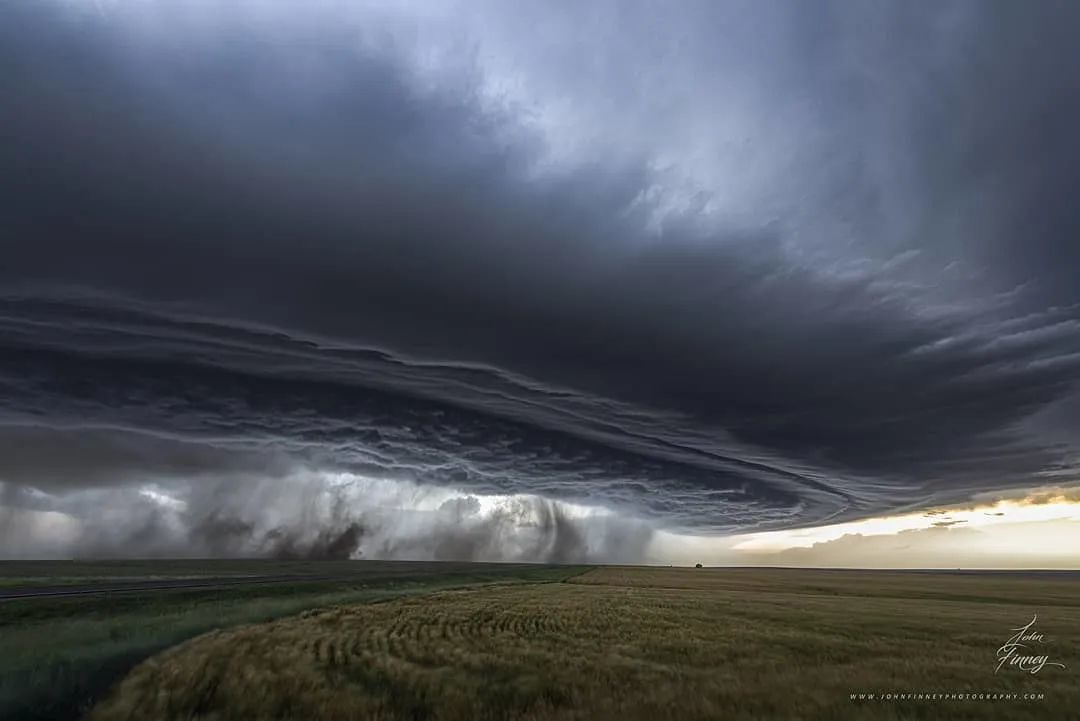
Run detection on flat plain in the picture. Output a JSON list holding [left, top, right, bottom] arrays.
[[80, 566, 1080, 721], [0, 560, 579, 721]]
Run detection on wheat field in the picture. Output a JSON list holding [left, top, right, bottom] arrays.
[[88, 567, 1080, 721]]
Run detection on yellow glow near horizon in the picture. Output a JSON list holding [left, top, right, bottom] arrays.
[[730, 489, 1080, 552]]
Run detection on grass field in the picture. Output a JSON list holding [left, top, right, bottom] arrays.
[[0, 559, 564, 587], [0, 560, 582, 721], [84, 566, 1080, 721]]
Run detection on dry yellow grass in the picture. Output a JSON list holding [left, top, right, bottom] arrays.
[[89, 567, 1080, 721]]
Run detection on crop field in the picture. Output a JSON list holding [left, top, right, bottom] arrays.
[[87, 567, 1080, 721], [0, 560, 580, 721]]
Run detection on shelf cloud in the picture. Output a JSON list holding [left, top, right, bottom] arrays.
[[2, 1, 1079, 561]]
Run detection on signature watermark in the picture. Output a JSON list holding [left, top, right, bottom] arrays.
[[850, 691, 1044, 702], [851, 613, 1067, 702], [995, 614, 1066, 675]]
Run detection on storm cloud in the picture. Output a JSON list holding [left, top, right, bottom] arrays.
[[2, 1, 1079, 560]]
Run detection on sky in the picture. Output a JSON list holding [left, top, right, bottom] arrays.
[[2, 0, 1079, 566]]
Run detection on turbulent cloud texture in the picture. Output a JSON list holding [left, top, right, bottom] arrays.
[[2, 1, 1079, 560]]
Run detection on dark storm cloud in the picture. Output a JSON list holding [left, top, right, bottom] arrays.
[[0, 425, 294, 490], [0, 299, 810, 531], [897, 1, 1080, 304], [1, 1, 1079, 558]]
